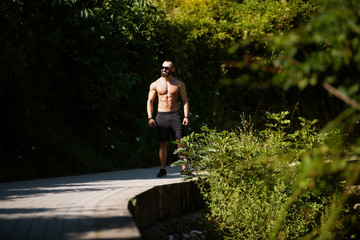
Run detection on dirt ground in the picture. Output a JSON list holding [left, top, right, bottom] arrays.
[[140, 212, 214, 240]]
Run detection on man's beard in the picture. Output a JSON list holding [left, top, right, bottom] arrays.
[[161, 71, 172, 77]]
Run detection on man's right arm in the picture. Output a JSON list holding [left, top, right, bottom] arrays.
[[147, 83, 157, 128]]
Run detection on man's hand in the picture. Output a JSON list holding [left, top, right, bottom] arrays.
[[149, 119, 157, 128], [182, 117, 189, 126]]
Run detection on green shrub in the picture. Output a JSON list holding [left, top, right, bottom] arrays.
[[173, 112, 358, 239]]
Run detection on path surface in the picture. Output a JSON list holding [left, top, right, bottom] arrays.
[[0, 166, 183, 240]]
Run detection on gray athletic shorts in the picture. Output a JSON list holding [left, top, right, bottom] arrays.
[[156, 111, 184, 142]]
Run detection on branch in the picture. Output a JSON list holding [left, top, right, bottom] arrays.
[[322, 82, 360, 111]]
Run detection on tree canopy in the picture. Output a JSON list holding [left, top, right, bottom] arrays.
[[1, 0, 358, 181]]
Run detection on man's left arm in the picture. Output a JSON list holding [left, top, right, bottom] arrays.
[[180, 83, 190, 126]]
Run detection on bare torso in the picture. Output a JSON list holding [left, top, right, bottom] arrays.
[[153, 77, 184, 112]]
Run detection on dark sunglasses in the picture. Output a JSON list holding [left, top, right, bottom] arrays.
[[161, 66, 172, 70]]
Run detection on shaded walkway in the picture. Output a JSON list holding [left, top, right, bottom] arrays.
[[0, 166, 184, 240]]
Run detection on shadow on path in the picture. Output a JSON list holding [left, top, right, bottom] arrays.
[[0, 166, 183, 240], [0, 166, 182, 200], [0, 214, 139, 240]]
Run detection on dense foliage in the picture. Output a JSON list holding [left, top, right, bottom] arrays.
[[271, 0, 360, 134], [0, 0, 164, 180], [174, 0, 360, 238], [174, 112, 359, 239], [153, 0, 331, 129], [0, 0, 323, 181], [155, 0, 316, 41]]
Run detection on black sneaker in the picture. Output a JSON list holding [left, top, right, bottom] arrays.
[[157, 168, 167, 177]]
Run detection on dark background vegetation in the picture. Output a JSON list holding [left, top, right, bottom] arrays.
[[0, 0, 349, 182]]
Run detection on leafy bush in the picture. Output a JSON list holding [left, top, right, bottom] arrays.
[[0, 0, 165, 180], [173, 112, 359, 239]]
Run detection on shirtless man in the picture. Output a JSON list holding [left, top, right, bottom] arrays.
[[147, 60, 190, 177]]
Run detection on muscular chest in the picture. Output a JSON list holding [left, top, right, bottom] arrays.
[[157, 82, 179, 96]]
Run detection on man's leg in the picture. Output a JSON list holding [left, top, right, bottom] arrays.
[[159, 141, 168, 169], [171, 112, 187, 174], [157, 141, 168, 177]]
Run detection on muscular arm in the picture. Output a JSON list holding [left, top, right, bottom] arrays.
[[180, 83, 190, 125], [147, 83, 157, 127]]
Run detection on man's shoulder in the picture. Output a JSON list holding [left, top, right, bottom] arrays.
[[172, 77, 185, 85], [154, 77, 164, 84], [150, 78, 161, 88]]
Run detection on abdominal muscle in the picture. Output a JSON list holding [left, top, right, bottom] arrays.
[[155, 77, 181, 112], [157, 94, 179, 112]]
